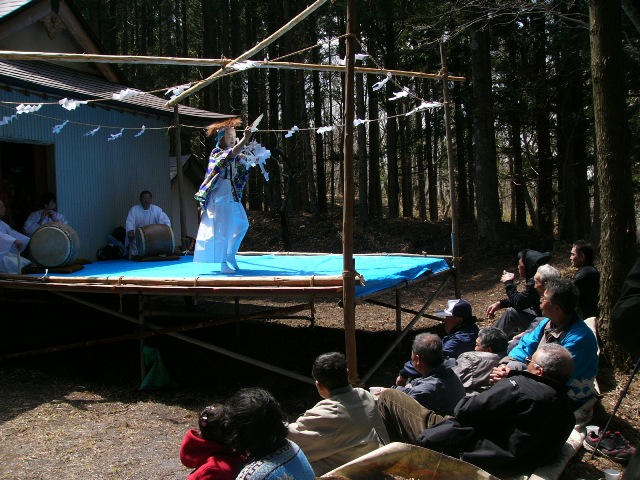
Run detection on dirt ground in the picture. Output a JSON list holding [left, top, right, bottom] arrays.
[[0, 210, 638, 480]]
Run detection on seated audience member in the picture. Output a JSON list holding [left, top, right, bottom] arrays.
[[0, 200, 30, 273], [507, 264, 561, 352], [226, 388, 315, 480], [453, 326, 508, 395], [125, 190, 171, 256], [287, 352, 389, 476], [180, 403, 244, 480], [22, 192, 68, 236], [570, 240, 600, 319], [492, 278, 599, 404], [486, 249, 551, 338], [397, 299, 479, 385], [377, 333, 466, 444], [418, 344, 576, 478]]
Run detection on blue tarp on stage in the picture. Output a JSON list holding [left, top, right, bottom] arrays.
[[31, 254, 450, 298]]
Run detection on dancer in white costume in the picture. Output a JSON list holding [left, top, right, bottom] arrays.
[[194, 119, 252, 273]]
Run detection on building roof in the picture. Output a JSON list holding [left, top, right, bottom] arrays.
[[0, 60, 233, 125], [0, 1, 31, 20]]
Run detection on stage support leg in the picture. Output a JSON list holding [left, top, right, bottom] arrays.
[[396, 290, 403, 350], [138, 294, 147, 381]]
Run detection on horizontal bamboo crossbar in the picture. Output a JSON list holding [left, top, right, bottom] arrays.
[[0, 51, 465, 82]]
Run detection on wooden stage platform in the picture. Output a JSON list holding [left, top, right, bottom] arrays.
[[0, 252, 456, 385]]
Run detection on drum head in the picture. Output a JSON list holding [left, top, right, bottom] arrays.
[[135, 224, 175, 257], [30, 222, 80, 267]]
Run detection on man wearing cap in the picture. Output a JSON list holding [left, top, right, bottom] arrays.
[[377, 333, 466, 443], [396, 299, 479, 385]]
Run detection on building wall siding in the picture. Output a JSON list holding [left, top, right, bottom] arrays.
[[0, 88, 172, 260]]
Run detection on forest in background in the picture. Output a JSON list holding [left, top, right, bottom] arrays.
[[69, 0, 638, 365]]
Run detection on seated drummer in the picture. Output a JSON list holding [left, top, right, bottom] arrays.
[[23, 192, 68, 236], [125, 190, 171, 256], [1, 199, 30, 273]]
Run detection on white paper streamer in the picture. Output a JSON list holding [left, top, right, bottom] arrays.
[[372, 73, 392, 91], [59, 98, 89, 111], [84, 125, 101, 136], [108, 128, 125, 141], [52, 120, 69, 134], [389, 87, 410, 101], [16, 104, 43, 114], [285, 125, 299, 138], [0, 115, 17, 126], [165, 84, 191, 100], [113, 88, 143, 101]]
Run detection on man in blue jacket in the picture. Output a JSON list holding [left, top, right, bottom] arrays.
[[491, 277, 598, 404], [396, 299, 479, 385]]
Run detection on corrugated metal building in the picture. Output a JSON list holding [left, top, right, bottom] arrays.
[[0, 0, 230, 259]]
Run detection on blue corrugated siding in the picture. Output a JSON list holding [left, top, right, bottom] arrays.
[[0, 88, 172, 260]]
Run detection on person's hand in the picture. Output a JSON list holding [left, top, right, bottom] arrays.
[[13, 239, 22, 250], [501, 271, 515, 283], [40, 211, 49, 221], [127, 229, 135, 240], [486, 301, 501, 319], [395, 375, 407, 387], [490, 365, 510, 384]]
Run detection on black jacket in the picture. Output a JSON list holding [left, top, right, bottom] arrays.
[[417, 370, 575, 478], [499, 249, 551, 316], [611, 246, 640, 356], [573, 265, 600, 319]]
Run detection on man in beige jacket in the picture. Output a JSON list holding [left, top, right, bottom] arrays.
[[287, 352, 389, 476]]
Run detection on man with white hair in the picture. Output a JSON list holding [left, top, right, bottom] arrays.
[[418, 343, 576, 478]]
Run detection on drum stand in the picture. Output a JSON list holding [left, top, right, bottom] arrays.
[[589, 356, 640, 459]]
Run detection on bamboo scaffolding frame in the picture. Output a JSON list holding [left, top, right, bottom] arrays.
[[0, 280, 344, 297], [0, 273, 355, 287], [0, 51, 466, 82], [166, 0, 329, 106]]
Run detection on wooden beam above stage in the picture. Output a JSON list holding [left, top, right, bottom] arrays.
[[0, 51, 466, 83]]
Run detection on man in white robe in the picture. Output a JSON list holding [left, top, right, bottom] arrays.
[[0, 200, 30, 273], [22, 192, 68, 236], [125, 191, 171, 256]]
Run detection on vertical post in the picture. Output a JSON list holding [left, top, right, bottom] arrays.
[[440, 42, 461, 297], [173, 106, 188, 250], [343, 0, 359, 385], [139, 294, 147, 381]]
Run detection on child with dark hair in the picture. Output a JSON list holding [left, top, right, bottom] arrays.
[[180, 404, 244, 480]]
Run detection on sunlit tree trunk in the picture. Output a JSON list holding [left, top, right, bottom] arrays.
[[471, 27, 501, 247], [590, 0, 637, 366]]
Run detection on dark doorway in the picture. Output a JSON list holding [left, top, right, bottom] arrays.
[[0, 141, 54, 231]]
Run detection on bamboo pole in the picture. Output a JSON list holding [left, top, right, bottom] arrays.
[[343, 0, 358, 386], [0, 273, 352, 286], [0, 281, 345, 297], [173, 106, 187, 249], [440, 42, 461, 297], [0, 50, 465, 82], [166, 0, 329, 107]]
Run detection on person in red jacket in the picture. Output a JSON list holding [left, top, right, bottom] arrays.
[[180, 404, 244, 480]]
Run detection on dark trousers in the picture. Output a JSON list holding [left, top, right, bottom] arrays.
[[377, 389, 446, 444]]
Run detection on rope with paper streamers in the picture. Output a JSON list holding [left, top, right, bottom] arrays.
[[0, 34, 445, 141]]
